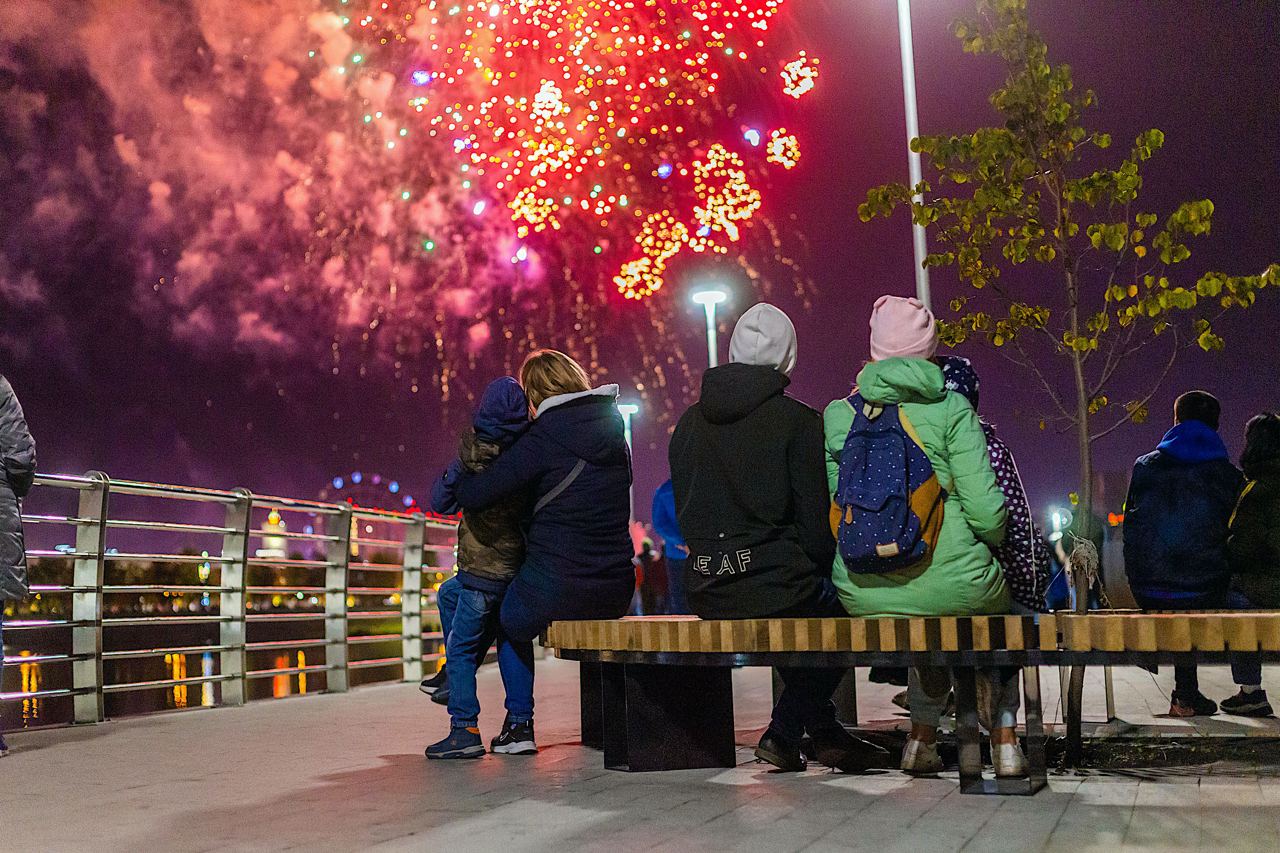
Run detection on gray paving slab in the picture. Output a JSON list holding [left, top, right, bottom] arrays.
[[3, 657, 1279, 851]]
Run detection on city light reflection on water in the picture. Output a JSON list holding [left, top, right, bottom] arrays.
[[6, 647, 310, 725], [19, 650, 41, 725]]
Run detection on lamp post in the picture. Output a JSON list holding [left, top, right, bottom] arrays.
[[617, 402, 640, 519], [896, 0, 931, 311], [690, 288, 728, 368]]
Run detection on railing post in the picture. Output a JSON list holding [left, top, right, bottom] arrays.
[[401, 514, 426, 684], [219, 489, 252, 706], [324, 504, 352, 693], [71, 472, 109, 725]]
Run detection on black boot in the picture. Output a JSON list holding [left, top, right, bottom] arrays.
[[755, 728, 805, 772]]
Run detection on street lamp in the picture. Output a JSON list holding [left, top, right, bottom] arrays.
[[617, 401, 640, 519], [690, 288, 728, 368], [617, 402, 639, 449], [896, 0, 931, 311]]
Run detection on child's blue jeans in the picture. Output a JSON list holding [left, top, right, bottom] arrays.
[[437, 575, 462, 645], [444, 583, 533, 728]]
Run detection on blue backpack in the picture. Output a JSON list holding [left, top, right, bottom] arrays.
[[835, 393, 946, 573]]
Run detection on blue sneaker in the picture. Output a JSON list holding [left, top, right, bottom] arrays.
[[425, 726, 485, 760]]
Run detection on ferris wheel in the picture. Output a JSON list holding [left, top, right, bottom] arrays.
[[317, 471, 421, 514]]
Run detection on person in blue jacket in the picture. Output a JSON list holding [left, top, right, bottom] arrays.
[[1123, 390, 1245, 717], [451, 349, 635, 754], [651, 479, 689, 614]]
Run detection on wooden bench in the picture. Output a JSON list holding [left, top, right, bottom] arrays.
[[543, 612, 1280, 795]]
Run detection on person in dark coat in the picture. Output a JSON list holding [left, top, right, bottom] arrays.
[[1220, 412, 1280, 716], [1123, 390, 1245, 717], [651, 479, 689, 613], [1, 374, 36, 758], [451, 350, 634, 755], [669, 303, 883, 773], [424, 377, 531, 759]]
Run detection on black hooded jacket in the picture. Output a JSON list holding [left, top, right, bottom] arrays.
[[669, 363, 835, 619]]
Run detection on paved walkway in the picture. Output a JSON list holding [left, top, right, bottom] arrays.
[[4, 658, 1280, 851]]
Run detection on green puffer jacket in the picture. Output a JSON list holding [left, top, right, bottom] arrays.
[[1228, 460, 1280, 608], [823, 357, 1010, 617]]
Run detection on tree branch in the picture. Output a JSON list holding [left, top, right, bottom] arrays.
[[1089, 331, 1180, 442], [1011, 335, 1077, 424]]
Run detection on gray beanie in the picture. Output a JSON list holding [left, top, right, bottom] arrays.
[[728, 303, 798, 377]]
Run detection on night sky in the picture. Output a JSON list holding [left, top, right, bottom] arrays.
[[2, 0, 1278, 523]]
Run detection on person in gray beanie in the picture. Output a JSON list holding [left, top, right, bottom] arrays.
[[670, 303, 885, 773]]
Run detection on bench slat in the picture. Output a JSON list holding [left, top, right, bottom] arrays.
[[543, 612, 1280, 655]]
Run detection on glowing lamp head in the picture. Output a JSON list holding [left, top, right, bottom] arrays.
[[617, 403, 640, 417], [691, 289, 728, 307], [656, 162, 674, 179], [411, 70, 431, 86], [743, 128, 762, 147]]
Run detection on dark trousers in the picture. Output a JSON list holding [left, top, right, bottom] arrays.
[[766, 580, 848, 744], [1132, 590, 1224, 697], [499, 559, 633, 721], [1225, 589, 1264, 686]]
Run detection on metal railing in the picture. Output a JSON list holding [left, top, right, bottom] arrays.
[[1, 473, 457, 726]]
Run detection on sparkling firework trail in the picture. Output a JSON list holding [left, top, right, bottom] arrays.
[[339, 0, 818, 301], [1, 0, 821, 418]]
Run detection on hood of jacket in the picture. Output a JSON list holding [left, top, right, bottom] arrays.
[[536, 384, 629, 465], [473, 376, 530, 448], [1157, 420, 1229, 463], [698, 362, 791, 425], [728, 303, 798, 377], [855, 357, 947, 406]]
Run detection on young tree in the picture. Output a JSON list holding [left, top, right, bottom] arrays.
[[859, 0, 1278, 761]]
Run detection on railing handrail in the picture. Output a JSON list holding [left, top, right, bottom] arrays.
[[4, 471, 458, 729]]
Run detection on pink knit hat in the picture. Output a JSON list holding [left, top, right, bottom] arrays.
[[869, 295, 938, 361]]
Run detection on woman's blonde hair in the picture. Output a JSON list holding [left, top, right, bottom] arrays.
[[520, 349, 591, 411]]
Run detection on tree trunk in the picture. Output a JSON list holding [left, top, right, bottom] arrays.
[[1065, 347, 1094, 766]]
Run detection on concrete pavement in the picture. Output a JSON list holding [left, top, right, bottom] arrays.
[[3, 656, 1279, 851]]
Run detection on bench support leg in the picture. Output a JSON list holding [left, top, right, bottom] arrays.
[[953, 666, 1047, 795], [580, 661, 604, 750], [601, 663, 736, 772], [1023, 665, 1049, 793]]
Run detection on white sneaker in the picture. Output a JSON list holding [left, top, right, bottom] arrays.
[[993, 742, 1027, 778], [900, 738, 943, 775]]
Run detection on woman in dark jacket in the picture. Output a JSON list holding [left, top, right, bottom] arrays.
[[452, 350, 634, 754], [1, 374, 37, 757], [1221, 412, 1280, 717]]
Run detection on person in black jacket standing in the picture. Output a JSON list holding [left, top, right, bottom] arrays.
[[670, 303, 882, 772], [1, 374, 36, 758], [1123, 390, 1245, 717]]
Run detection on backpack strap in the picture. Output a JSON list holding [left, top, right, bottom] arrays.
[[846, 391, 884, 422], [533, 458, 587, 515]]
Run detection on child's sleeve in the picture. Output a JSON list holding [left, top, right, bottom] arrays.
[[429, 459, 464, 515]]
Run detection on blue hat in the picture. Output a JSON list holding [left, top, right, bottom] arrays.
[[474, 377, 530, 447]]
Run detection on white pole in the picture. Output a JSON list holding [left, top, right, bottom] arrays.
[[703, 302, 719, 368], [897, 0, 931, 311], [618, 404, 639, 520]]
